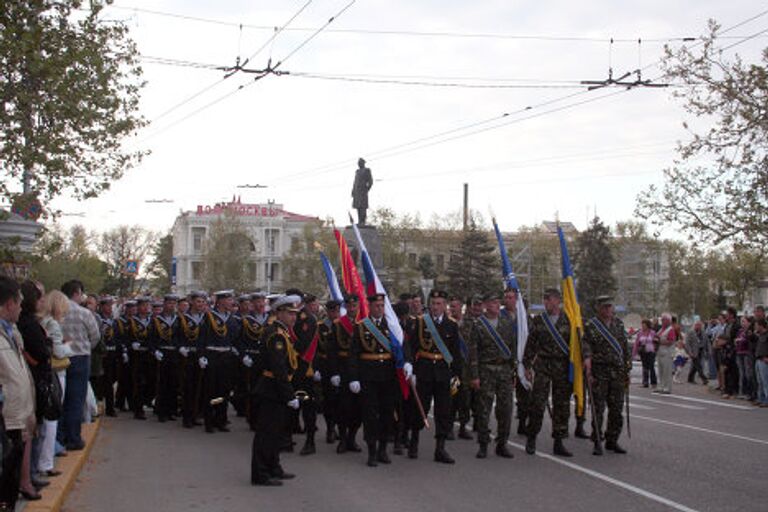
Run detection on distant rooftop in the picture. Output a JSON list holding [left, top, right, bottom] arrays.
[[541, 221, 578, 234]]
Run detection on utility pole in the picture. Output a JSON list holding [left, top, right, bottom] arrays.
[[463, 183, 469, 231], [266, 199, 275, 294]]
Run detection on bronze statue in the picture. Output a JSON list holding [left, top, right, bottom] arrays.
[[351, 157, 373, 225]]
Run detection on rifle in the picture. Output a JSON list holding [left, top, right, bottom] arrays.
[[577, 326, 603, 455]]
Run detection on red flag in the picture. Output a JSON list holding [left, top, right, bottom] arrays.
[[334, 229, 369, 321]]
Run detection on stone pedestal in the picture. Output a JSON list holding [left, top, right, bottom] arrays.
[[343, 224, 384, 271]]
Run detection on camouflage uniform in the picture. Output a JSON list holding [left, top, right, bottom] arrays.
[[468, 315, 516, 446], [524, 312, 572, 439], [452, 314, 476, 428], [582, 316, 631, 444]]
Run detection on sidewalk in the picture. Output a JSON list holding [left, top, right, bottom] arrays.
[[19, 418, 102, 512]]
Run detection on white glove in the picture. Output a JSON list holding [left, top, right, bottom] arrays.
[[154, 350, 163, 361], [198, 356, 208, 369], [131, 342, 140, 351], [122, 352, 129, 363], [330, 375, 341, 387], [404, 362, 413, 380], [232, 347, 240, 356], [242, 355, 254, 368], [313, 370, 322, 382], [179, 347, 190, 357], [349, 381, 361, 394], [409, 374, 417, 386], [287, 398, 300, 410]]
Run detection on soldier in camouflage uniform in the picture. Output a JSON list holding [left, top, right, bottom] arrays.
[[582, 295, 631, 455], [468, 292, 516, 459], [448, 295, 474, 440], [523, 288, 573, 457]]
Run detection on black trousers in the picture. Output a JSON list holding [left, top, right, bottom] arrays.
[[102, 352, 120, 413], [251, 399, 288, 483], [156, 352, 179, 419], [0, 429, 23, 508], [338, 385, 362, 432], [130, 351, 152, 414], [293, 375, 318, 435], [361, 379, 397, 443], [408, 378, 451, 438], [116, 356, 132, 410], [202, 351, 235, 429], [687, 353, 707, 383], [321, 377, 339, 427], [179, 354, 200, 425]]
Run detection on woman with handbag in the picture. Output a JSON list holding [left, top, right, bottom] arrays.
[[632, 319, 658, 388], [16, 280, 52, 501], [38, 290, 72, 477]]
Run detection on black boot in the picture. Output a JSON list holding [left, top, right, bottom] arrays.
[[553, 438, 573, 457], [326, 423, 337, 444], [367, 443, 378, 467], [476, 442, 488, 459], [605, 440, 627, 454], [592, 441, 604, 456], [336, 426, 348, 454], [393, 437, 404, 455], [517, 420, 527, 436], [377, 441, 391, 464], [434, 438, 455, 464], [347, 428, 362, 452], [407, 430, 419, 459], [574, 419, 589, 439], [300, 433, 316, 456], [458, 424, 472, 440], [495, 442, 514, 458], [445, 427, 456, 441], [525, 436, 536, 455]]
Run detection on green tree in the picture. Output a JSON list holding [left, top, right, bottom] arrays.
[[31, 224, 107, 293], [636, 21, 768, 251], [145, 233, 173, 295], [0, 0, 146, 208], [573, 216, 616, 316], [707, 247, 765, 310], [370, 207, 422, 294], [445, 220, 498, 298], [282, 220, 338, 296], [665, 241, 716, 319], [417, 254, 437, 280], [200, 212, 253, 292], [99, 225, 157, 297]]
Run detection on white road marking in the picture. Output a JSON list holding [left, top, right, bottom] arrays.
[[628, 403, 655, 410], [658, 393, 754, 411], [632, 396, 705, 410], [503, 437, 701, 512], [631, 414, 768, 446]]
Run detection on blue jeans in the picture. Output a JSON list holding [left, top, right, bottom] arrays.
[[60, 355, 90, 447], [756, 359, 768, 405]]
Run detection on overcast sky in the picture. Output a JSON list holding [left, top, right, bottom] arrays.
[[51, 0, 767, 236]]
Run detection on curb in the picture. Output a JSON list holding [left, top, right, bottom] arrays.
[[22, 417, 102, 512]]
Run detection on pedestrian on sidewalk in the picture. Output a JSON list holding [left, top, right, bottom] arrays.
[[59, 280, 100, 451], [632, 319, 657, 388], [735, 316, 755, 400], [685, 321, 708, 385], [654, 314, 677, 394], [753, 319, 768, 407]]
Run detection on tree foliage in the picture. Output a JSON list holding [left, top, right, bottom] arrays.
[[0, 0, 146, 207], [636, 21, 768, 251], [31, 224, 107, 293], [370, 207, 422, 294], [283, 220, 337, 297], [445, 220, 498, 299], [200, 212, 253, 292], [145, 232, 173, 295], [573, 216, 616, 316], [99, 225, 157, 297]]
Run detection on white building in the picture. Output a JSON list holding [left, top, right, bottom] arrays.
[[171, 199, 318, 295]]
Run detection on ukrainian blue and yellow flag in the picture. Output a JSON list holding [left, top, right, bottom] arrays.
[[557, 225, 585, 416]]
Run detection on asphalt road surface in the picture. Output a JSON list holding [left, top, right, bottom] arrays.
[[64, 375, 766, 512]]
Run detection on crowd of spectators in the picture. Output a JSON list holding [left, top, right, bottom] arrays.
[[631, 305, 768, 407], [0, 277, 98, 511]]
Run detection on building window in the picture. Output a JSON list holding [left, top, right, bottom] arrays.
[[265, 229, 279, 255], [408, 253, 417, 266], [265, 262, 279, 282], [191, 261, 202, 281], [191, 227, 206, 252]]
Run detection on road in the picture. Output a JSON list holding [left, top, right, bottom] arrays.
[[64, 377, 766, 512]]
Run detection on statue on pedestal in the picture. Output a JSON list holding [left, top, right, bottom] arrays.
[[351, 158, 373, 226]]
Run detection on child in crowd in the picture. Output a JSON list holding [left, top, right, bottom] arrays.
[[673, 339, 689, 384]]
